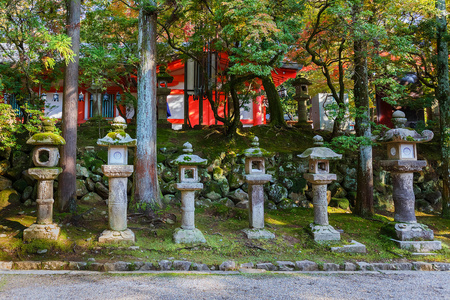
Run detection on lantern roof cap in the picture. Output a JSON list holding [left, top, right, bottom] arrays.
[[26, 118, 66, 146], [243, 136, 271, 158], [292, 76, 312, 86], [377, 110, 434, 143], [172, 142, 207, 166], [97, 116, 136, 146], [298, 135, 342, 160]]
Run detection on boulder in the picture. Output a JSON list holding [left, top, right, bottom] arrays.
[[228, 172, 245, 189], [90, 174, 102, 182], [295, 260, 318, 271], [218, 197, 234, 208], [163, 194, 177, 205], [0, 188, 20, 209], [425, 191, 442, 205], [227, 188, 248, 204], [205, 191, 221, 201], [213, 167, 225, 181], [333, 186, 347, 199], [80, 192, 104, 205], [219, 260, 236, 271], [0, 176, 12, 191], [236, 200, 249, 209], [277, 198, 298, 210], [85, 178, 95, 192], [330, 198, 350, 210], [281, 178, 294, 190], [160, 181, 177, 195], [76, 179, 89, 198], [76, 164, 90, 178], [416, 199, 433, 213], [161, 169, 176, 183], [202, 181, 223, 198], [173, 260, 191, 271], [22, 186, 33, 201], [268, 184, 288, 204], [196, 198, 213, 208], [217, 177, 230, 195], [94, 182, 109, 199], [0, 160, 10, 176]]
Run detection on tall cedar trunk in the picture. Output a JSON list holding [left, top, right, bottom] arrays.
[[58, 0, 80, 212], [353, 1, 374, 217], [261, 76, 286, 127], [133, 3, 161, 212], [226, 76, 241, 136], [436, 0, 450, 218]]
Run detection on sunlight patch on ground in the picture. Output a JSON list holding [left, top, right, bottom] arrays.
[[6, 215, 35, 227], [265, 217, 287, 225]]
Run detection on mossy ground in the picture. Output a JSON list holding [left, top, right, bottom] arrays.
[[0, 124, 448, 265], [0, 200, 448, 264]]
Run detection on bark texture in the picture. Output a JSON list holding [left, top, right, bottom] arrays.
[[261, 76, 286, 127], [353, 1, 374, 217], [58, 0, 80, 212], [436, 0, 450, 218], [134, 3, 161, 211]]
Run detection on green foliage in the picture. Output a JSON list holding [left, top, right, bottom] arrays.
[[0, 103, 45, 151], [0, 0, 74, 108]]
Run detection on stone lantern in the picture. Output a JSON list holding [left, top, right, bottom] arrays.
[[157, 65, 174, 127], [292, 76, 312, 125], [242, 136, 274, 239], [378, 110, 441, 252], [171, 142, 207, 243], [97, 116, 136, 243], [299, 135, 342, 242], [24, 119, 65, 241]]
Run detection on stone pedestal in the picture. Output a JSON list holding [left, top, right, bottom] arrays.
[[242, 174, 274, 239], [98, 165, 135, 244], [304, 173, 340, 242], [24, 167, 61, 241], [297, 98, 308, 125], [381, 160, 442, 252], [173, 182, 206, 243]]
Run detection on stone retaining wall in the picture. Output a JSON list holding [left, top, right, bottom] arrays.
[[1, 260, 449, 272]]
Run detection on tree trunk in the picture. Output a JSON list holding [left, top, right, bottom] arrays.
[[133, 2, 161, 212], [261, 76, 286, 127], [226, 76, 242, 137], [353, 1, 374, 218], [436, 0, 450, 218], [58, 0, 80, 212]]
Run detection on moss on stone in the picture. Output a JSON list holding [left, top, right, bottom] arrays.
[[0, 188, 20, 210], [26, 132, 66, 145]]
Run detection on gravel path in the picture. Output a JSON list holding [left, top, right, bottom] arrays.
[[0, 271, 448, 299]]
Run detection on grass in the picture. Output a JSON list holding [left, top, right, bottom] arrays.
[[1, 200, 448, 264]]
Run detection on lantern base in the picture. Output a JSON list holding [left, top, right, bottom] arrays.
[[98, 229, 135, 244], [310, 224, 340, 242], [392, 239, 442, 253], [331, 240, 367, 253], [23, 223, 60, 241], [173, 228, 206, 244], [242, 228, 275, 240], [395, 222, 434, 241]]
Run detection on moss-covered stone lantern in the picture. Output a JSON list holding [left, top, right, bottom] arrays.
[[378, 110, 441, 252], [97, 116, 136, 244], [24, 119, 65, 241], [292, 76, 312, 125], [242, 136, 274, 239], [171, 142, 208, 243], [299, 135, 342, 242]]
